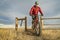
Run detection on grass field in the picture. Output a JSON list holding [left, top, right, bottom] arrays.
[[0, 28, 60, 40]]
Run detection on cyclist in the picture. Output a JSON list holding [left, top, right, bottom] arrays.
[[29, 1, 43, 29]]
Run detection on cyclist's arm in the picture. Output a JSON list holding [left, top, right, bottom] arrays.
[[29, 7, 34, 16], [39, 7, 43, 16]]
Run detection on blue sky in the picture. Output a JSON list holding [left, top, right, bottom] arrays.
[[0, 0, 60, 27]]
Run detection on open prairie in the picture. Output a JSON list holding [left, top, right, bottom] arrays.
[[0, 28, 60, 40]]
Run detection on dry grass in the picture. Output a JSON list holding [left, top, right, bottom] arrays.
[[42, 30, 60, 40], [0, 28, 60, 40]]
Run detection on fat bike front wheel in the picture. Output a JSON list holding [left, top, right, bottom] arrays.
[[35, 22, 40, 36]]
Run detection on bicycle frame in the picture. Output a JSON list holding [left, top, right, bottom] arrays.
[[32, 15, 41, 36]]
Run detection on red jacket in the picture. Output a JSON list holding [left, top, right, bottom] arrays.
[[29, 5, 43, 16]]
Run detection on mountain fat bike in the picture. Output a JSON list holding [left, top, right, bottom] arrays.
[[32, 15, 41, 36]]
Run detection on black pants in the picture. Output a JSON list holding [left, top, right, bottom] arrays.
[[32, 15, 39, 28], [32, 15, 39, 22]]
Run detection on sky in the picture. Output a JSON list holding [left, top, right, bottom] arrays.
[[0, 0, 60, 28]]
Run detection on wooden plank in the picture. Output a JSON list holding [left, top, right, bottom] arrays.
[[44, 24, 60, 25], [42, 18, 60, 20], [18, 18, 25, 20]]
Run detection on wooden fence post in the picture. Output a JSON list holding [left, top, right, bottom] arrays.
[[25, 17, 27, 31], [15, 17, 18, 31], [40, 15, 43, 35]]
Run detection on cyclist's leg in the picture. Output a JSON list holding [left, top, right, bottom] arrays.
[[32, 15, 35, 30], [34, 15, 39, 28], [32, 15, 39, 29]]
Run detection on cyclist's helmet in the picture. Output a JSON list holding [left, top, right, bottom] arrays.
[[35, 1, 39, 5]]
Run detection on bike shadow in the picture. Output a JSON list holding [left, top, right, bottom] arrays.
[[25, 29, 37, 36]]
